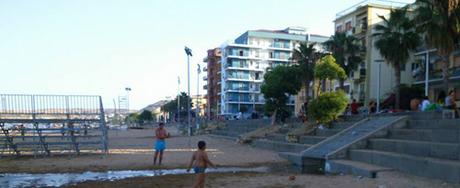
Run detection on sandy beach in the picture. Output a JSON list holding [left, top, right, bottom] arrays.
[[0, 126, 283, 173], [1, 125, 459, 188]]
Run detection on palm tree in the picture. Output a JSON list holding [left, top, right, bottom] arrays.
[[291, 42, 319, 102], [415, 0, 460, 92], [374, 8, 421, 109], [324, 32, 363, 89]]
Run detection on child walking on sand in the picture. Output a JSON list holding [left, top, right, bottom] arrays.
[[187, 141, 215, 188]]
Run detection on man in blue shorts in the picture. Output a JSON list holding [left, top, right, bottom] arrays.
[[154, 122, 169, 165]]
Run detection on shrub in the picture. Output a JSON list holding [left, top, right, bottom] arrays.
[[308, 91, 348, 124]]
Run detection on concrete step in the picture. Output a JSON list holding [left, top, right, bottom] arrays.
[[279, 152, 303, 166], [408, 112, 442, 120], [389, 129, 460, 143], [330, 121, 356, 130], [211, 130, 240, 138], [266, 133, 286, 142], [298, 135, 326, 145], [349, 149, 460, 183], [224, 127, 261, 132], [326, 159, 393, 178], [208, 134, 237, 141], [369, 138, 460, 160], [252, 139, 310, 153], [407, 119, 460, 129], [340, 115, 365, 122], [278, 127, 291, 134], [314, 128, 340, 137]]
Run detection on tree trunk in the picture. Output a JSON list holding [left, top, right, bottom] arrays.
[[270, 109, 277, 126], [394, 65, 401, 110], [304, 80, 310, 102], [441, 54, 451, 93], [316, 80, 322, 96], [339, 79, 345, 90]]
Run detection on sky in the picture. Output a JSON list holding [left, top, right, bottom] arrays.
[[0, 0, 415, 110]]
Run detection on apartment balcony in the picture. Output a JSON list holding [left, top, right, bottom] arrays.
[[227, 55, 263, 61], [352, 68, 366, 80], [413, 66, 460, 84], [203, 67, 207, 72], [267, 56, 290, 62], [353, 23, 368, 35], [226, 66, 264, 72], [226, 76, 263, 82], [225, 99, 265, 104], [267, 44, 292, 51], [225, 88, 260, 93], [203, 76, 208, 81], [203, 85, 208, 90]]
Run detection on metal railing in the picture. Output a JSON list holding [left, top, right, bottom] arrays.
[[0, 94, 101, 115], [0, 94, 107, 157]]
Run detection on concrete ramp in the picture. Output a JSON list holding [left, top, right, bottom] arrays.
[[280, 115, 407, 173], [302, 116, 406, 159]]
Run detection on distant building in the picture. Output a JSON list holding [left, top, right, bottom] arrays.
[[334, 0, 411, 103], [219, 27, 328, 116], [191, 95, 206, 117], [203, 48, 222, 119], [139, 100, 169, 122]]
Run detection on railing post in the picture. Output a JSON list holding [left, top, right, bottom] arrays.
[[99, 96, 108, 153]]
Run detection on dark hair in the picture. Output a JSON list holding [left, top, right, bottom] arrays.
[[159, 122, 164, 126], [198, 141, 206, 149], [449, 90, 455, 95]]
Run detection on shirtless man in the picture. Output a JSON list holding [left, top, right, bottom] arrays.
[[187, 141, 215, 188], [154, 122, 169, 165]]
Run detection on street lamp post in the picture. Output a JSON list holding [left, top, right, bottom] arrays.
[[125, 87, 131, 114], [185, 47, 193, 136], [196, 64, 201, 130], [177, 76, 181, 124], [375, 60, 383, 113]]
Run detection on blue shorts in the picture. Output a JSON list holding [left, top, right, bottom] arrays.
[[193, 167, 206, 174], [155, 140, 166, 151]]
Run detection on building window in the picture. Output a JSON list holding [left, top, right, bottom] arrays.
[[239, 50, 244, 56], [336, 25, 343, 32], [345, 21, 352, 31]]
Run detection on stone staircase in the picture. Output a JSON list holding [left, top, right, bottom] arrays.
[[251, 119, 362, 153], [342, 116, 460, 182], [279, 112, 460, 183], [209, 119, 270, 140], [251, 125, 310, 153]]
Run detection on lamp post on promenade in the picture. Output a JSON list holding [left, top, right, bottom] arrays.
[[184, 46, 193, 136], [125, 87, 131, 114], [196, 63, 201, 130]]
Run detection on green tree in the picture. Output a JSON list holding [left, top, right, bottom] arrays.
[[161, 92, 193, 120], [308, 90, 348, 125], [291, 42, 320, 101], [314, 55, 346, 94], [126, 113, 140, 126], [374, 8, 421, 109], [261, 65, 302, 124], [324, 32, 363, 89], [415, 0, 460, 92], [139, 110, 153, 123]]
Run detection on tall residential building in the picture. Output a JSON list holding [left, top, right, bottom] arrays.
[[219, 27, 328, 116], [203, 48, 221, 119], [334, 0, 411, 103], [191, 94, 207, 117], [407, 4, 460, 103]]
